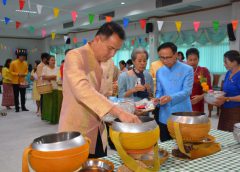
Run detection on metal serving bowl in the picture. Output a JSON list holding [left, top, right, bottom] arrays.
[[168, 112, 209, 124], [31, 131, 86, 151], [79, 159, 114, 172], [111, 116, 158, 133], [167, 112, 211, 142], [233, 123, 240, 143]]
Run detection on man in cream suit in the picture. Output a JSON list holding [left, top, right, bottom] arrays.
[[58, 22, 140, 158]]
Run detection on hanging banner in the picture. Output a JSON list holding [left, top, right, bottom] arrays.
[[157, 21, 164, 31], [36, 4, 43, 14], [212, 20, 219, 32], [105, 16, 112, 23], [193, 21, 200, 32], [123, 18, 129, 28], [53, 8, 60, 17], [4, 17, 10, 24], [139, 19, 146, 30], [19, 0, 25, 10], [2, 0, 7, 6], [175, 21, 182, 32], [88, 14, 95, 24], [71, 11, 77, 22], [41, 28, 46, 37], [232, 20, 238, 31], [16, 21, 21, 29], [51, 32, 56, 40]]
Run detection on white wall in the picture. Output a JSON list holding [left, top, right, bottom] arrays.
[[0, 38, 44, 66]]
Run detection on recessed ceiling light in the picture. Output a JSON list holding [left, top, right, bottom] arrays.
[[121, 2, 125, 5], [16, 10, 37, 14]]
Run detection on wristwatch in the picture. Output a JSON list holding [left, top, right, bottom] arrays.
[[225, 97, 230, 102]]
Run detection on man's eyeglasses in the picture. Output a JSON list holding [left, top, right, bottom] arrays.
[[160, 56, 174, 61]]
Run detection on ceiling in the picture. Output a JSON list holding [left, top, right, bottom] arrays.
[[0, 0, 233, 39]]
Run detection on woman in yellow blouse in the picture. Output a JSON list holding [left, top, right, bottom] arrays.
[[1, 59, 14, 109]]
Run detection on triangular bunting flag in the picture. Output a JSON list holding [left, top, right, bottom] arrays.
[[139, 19, 146, 30], [105, 16, 112, 23], [193, 21, 200, 32], [157, 21, 164, 31], [83, 38, 87, 45], [64, 36, 68, 42], [175, 21, 182, 32], [88, 14, 95, 24], [16, 21, 21, 29], [2, 0, 7, 6], [51, 32, 56, 40], [232, 20, 238, 31], [36, 4, 43, 14], [123, 18, 129, 28], [28, 26, 35, 33], [41, 28, 46, 37], [53, 8, 60, 17], [213, 20, 219, 32], [73, 37, 78, 44], [19, 0, 25, 10], [4, 17, 10, 24], [71, 11, 77, 23]]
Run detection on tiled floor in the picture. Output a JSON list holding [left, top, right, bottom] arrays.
[[0, 92, 219, 172]]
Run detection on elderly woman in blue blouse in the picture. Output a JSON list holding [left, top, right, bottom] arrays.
[[118, 47, 153, 101], [214, 50, 240, 132]]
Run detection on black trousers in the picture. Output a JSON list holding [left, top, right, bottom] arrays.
[[153, 106, 172, 142], [159, 122, 172, 142], [88, 130, 107, 158], [106, 124, 116, 150], [13, 84, 26, 110]]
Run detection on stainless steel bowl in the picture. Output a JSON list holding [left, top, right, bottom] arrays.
[[31, 131, 86, 151], [233, 123, 240, 143], [79, 159, 114, 172], [169, 112, 209, 124], [111, 116, 158, 133]]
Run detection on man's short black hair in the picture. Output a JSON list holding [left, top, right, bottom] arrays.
[[65, 49, 72, 55], [157, 42, 177, 54], [41, 53, 50, 61], [186, 48, 200, 60], [96, 22, 126, 40]]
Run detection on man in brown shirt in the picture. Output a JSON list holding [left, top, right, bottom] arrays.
[[58, 22, 140, 158]]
